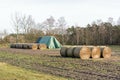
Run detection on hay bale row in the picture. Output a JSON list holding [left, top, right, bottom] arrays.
[[27, 44, 38, 50], [60, 47, 68, 57], [73, 47, 91, 59], [10, 43, 16, 48], [60, 46, 111, 59], [60, 46, 91, 59], [38, 44, 47, 50], [10, 43, 47, 50]]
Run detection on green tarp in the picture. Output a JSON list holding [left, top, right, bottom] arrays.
[[36, 36, 61, 49]]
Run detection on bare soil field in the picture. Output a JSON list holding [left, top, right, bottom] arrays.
[[0, 48, 120, 80]]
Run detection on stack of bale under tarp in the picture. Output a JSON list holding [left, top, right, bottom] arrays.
[[10, 43, 47, 50], [60, 46, 111, 59]]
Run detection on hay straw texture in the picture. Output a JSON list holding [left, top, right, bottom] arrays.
[[38, 44, 47, 50], [60, 46, 111, 59], [73, 46, 91, 59], [60, 47, 68, 57], [91, 46, 101, 59], [28, 44, 38, 50], [101, 47, 111, 58], [66, 47, 75, 57]]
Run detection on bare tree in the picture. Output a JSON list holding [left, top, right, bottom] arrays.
[[96, 19, 103, 25], [12, 13, 36, 42], [75, 27, 80, 45], [37, 21, 49, 34], [107, 17, 115, 25], [3, 29, 7, 36], [11, 13, 22, 43], [57, 17, 67, 44], [40, 16, 55, 34], [46, 16, 55, 34], [21, 15, 35, 33]]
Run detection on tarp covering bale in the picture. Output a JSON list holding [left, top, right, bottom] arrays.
[[36, 36, 61, 49], [73, 46, 91, 59], [36, 37, 42, 43], [60, 47, 68, 57]]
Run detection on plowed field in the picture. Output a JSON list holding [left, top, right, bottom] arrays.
[[0, 47, 120, 80]]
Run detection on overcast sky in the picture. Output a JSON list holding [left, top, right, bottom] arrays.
[[0, 0, 120, 33]]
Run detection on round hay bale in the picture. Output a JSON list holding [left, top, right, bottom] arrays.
[[100, 46, 106, 48], [18, 44, 23, 48], [22, 44, 28, 49], [101, 47, 111, 58], [60, 47, 68, 57], [15, 43, 20, 48], [73, 46, 91, 59], [66, 47, 75, 57], [38, 44, 47, 50], [10, 43, 16, 48], [28, 44, 38, 50], [10, 44, 13, 48], [91, 46, 101, 59], [14, 43, 23, 49], [73, 47, 82, 58]]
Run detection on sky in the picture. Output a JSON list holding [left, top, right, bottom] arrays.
[[0, 0, 120, 33]]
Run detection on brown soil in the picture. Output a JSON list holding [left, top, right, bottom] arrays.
[[0, 48, 120, 80]]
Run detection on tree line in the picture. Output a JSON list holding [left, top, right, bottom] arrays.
[[2, 13, 120, 45], [65, 23, 120, 45]]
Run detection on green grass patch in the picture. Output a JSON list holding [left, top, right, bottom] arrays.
[[0, 62, 67, 80], [108, 45, 120, 51]]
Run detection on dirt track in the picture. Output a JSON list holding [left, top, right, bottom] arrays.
[[0, 48, 120, 80], [0, 48, 59, 55]]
